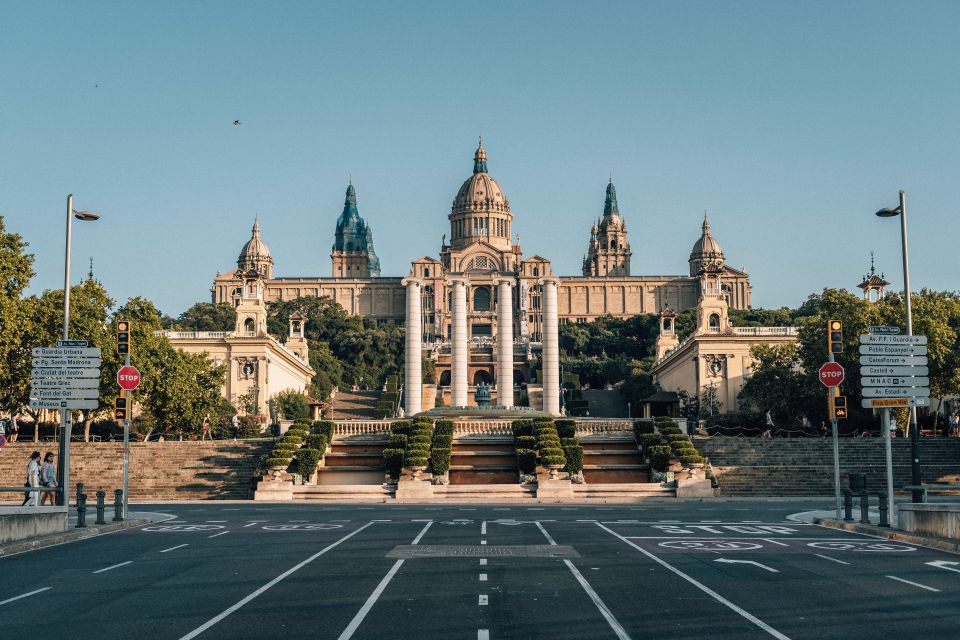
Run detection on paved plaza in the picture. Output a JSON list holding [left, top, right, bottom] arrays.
[[2, 501, 958, 639]]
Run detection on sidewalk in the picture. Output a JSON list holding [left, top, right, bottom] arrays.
[[791, 507, 960, 554], [0, 510, 173, 558]]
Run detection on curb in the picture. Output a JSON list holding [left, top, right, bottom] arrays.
[[813, 517, 960, 554], [0, 518, 149, 558]]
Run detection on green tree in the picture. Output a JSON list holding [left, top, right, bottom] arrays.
[[0, 216, 35, 417], [738, 343, 821, 427], [171, 302, 237, 332], [272, 389, 310, 420]]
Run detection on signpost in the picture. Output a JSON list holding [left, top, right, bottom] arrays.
[[824, 320, 845, 519], [861, 327, 930, 519], [115, 327, 138, 519]]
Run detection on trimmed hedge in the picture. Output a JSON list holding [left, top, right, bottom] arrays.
[[383, 448, 404, 479], [512, 420, 534, 438], [310, 420, 335, 442], [516, 448, 537, 474], [433, 420, 454, 436], [388, 434, 408, 448], [633, 420, 655, 435], [431, 447, 452, 475], [404, 452, 429, 467], [296, 448, 323, 477], [281, 435, 303, 445], [516, 435, 536, 449], [265, 457, 291, 468], [555, 419, 576, 439], [305, 434, 328, 451], [640, 433, 664, 450], [649, 445, 673, 472], [680, 453, 704, 464], [391, 421, 412, 436], [564, 445, 584, 474]]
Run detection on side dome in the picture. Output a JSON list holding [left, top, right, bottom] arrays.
[[238, 217, 273, 277], [689, 214, 725, 275]]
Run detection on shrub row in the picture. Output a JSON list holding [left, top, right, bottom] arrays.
[[383, 417, 437, 477]]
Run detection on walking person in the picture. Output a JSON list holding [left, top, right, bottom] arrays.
[[21, 451, 41, 507], [231, 414, 239, 441], [40, 452, 57, 506], [201, 415, 213, 441]]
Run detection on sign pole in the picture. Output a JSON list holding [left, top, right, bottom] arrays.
[[123, 353, 130, 519], [59, 194, 74, 506], [829, 349, 841, 520], [882, 408, 895, 522]]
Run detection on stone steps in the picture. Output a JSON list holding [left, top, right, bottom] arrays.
[[293, 484, 394, 502], [573, 483, 675, 500]]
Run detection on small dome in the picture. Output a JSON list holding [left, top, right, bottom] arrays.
[[238, 218, 272, 266], [689, 214, 725, 274]]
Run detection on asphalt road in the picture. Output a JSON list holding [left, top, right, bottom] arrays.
[[2, 500, 958, 639]]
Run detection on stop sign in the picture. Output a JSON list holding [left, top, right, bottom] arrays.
[[818, 362, 845, 387], [117, 365, 142, 391]]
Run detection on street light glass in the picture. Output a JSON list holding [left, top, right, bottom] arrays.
[[875, 207, 900, 218], [72, 210, 100, 221]]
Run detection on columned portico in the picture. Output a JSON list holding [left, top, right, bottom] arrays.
[[494, 276, 514, 407], [541, 277, 560, 415], [402, 277, 423, 416], [448, 277, 469, 406]]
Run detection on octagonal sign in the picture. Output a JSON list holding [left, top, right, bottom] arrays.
[[819, 362, 845, 388], [117, 365, 142, 391]]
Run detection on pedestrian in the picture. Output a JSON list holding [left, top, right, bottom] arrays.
[[21, 451, 41, 507], [10, 415, 18, 442], [201, 414, 213, 441], [819, 421, 828, 438], [231, 414, 239, 441], [949, 412, 959, 438], [40, 452, 57, 506]]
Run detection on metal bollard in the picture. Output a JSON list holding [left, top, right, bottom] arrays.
[[113, 489, 124, 522], [76, 482, 84, 508], [75, 493, 87, 528], [878, 492, 890, 527], [95, 489, 107, 525], [859, 490, 870, 524], [842, 489, 854, 522]]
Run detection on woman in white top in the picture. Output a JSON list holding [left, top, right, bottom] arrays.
[[23, 451, 41, 506]]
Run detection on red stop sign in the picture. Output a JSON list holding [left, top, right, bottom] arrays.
[[117, 365, 142, 390], [818, 362, 845, 387]]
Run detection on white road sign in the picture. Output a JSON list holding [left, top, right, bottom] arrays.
[[31, 367, 101, 379], [29, 399, 99, 410], [30, 388, 100, 400], [868, 326, 901, 335], [31, 357, 102, 368], [859, 355, 928, 366], [862, 387, 931, 398], [32, 347, 101, 358], [30, 378, 100, 389], [860, 366, 929, 377], [859, 344, 928, 356], [862, 376, 930, 387], [862, 398, 930, 409], [859, 334, 928, 345]]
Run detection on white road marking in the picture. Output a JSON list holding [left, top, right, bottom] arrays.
[[159, 544, 189, 553], [480, 559, 487, 566], [481, 540, 487, 545], [478, 630, 489, 640], [537, 522, 632, 640], [0, 587, 51, 606], [926, 560, 960, 574], [763, 538, 789, 547], [93, 561, 133, 574], [206, 520, 227, 523], [243, 522, 260, 527], [479, 573, 488, 581], [481, 521, 487, 535], [715, 558, 779, 573], [493, 508, 510, 511], [208, 531, 229, 539], [223, 508, 240, 511], [178, 522, 377, 640], [336, 522, 433, 640], [478, 594, 488, 605], [886, 575, 940, 592], [460, 508, 477, 511], [814, 554, 850, 565], [596, 523, 791, 640]]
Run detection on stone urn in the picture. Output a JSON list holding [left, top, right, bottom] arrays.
[[547, 464, 564, 480], [408, 465, 427, 479]]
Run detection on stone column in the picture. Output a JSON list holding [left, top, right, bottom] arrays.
[[402, 277, 423, 417], [540, 277, 560, 415], [494, 277, 514, 408], [449, 277, 468, 407]]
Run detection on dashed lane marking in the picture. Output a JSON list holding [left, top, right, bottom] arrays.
[[886, 576, 940, 592], [763, 539, 789, 547], [480, 559, 487, 566], [208, 531, 229, 539], [243, 522, 260, 527], [481, 521, 487, 535], [205, 520, 227, 523], [0, 587, 51, 606], [814, 554, 850, 565], [478, 630, 489, 640], [93, 561, 133, 574], [478, 594, 488, 606], [479, 573, 488, 581], [160, 544, 189, 553]]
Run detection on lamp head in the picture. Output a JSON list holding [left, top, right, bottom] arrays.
[[72, 210, 100, 221], [875, 206, 901, 218]]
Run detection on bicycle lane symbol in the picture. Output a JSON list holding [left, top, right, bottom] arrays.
[[142, 524, 226, 532]]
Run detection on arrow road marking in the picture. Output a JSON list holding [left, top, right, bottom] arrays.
[[715, 558, 779, 573], [926, 560, 960, 574]]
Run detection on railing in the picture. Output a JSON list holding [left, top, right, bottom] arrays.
[[156, 331, 231, 340], [454, 420, 513, 436], [732, 326, 798, 337], [333, 421, 392, 437]]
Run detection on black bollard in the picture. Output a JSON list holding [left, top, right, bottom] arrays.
[[75, 493, 87, 528], [859, 490, 870, 524], [95, 489, 107, 525], [843, 489, 854, 522], [76, 482, 84, 509], [113, 489, 124, 522], [878, 493, 890, 528]]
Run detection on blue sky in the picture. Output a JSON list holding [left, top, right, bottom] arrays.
[[1, 1, 956, 317]]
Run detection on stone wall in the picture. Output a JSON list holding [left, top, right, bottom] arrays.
[[698, 437, 960, 497], [0, 441, 271, 502]]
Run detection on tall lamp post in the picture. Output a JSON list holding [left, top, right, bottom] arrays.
[[875, 190, 921, 503], [59, 194, 99, 506]]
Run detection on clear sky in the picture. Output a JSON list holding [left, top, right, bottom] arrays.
[[1, 1, 957, 317]]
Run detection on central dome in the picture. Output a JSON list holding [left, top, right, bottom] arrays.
[[451, 140, 511, 216]]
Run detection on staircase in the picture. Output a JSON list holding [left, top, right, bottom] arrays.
[[581, 440, 651, 484], [449, 436, 519, 485], [579, 389, 629, 418], [327, 390, 381, 419], [315, 438, 388, 486]]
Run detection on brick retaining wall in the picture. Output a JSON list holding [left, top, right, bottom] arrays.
[[697, 437, 960, 496], [0, 441, 272, 502]]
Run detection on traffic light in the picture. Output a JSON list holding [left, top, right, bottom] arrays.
[[828, 319, 842, 354], [117, 320, 131, 355], [832, 395, 848, 419], [114, 396, 128, 421]]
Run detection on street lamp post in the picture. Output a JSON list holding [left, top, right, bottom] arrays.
[[876, 190, 920, 505], [58, 194, 99, 506]]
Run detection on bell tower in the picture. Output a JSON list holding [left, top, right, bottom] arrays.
[[234, 269, 268, 337]]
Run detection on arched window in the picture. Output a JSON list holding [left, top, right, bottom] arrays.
[[424, 267, 430, 278], [473, 287, 491, 311], [663, 318, 672, 331], [532, 266, 539, 277], [244, 318, 255, 333], [708, 313, 720, 330]]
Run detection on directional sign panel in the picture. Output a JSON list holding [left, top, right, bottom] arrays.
[[30, 388, 100, 400], [862, 376, 930, 387], [860, 365, 929, 376], [862, 387, 931, 398], [32, 357, 102, 368], [29, 399, 99, 410], [31, 367, 101, 379], [859, 334, 928, 345], [862, 398, 930, 409], [30, 378, 100, 389], [32, 347, 101, 358], [859, 344, 928, 356], [56, 340, 89, 347], [860, 355, 928, 366], [868, 326, 901, 335]]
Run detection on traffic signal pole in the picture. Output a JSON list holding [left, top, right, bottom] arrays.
[[123, 352, 130, 519], [829, 350, 841, 520]]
